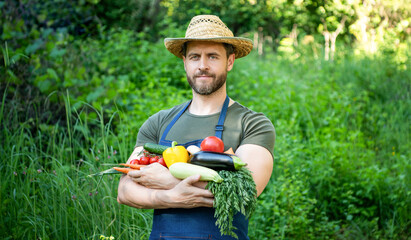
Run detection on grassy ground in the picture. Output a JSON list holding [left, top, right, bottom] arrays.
[[1, 45, 410, 239]]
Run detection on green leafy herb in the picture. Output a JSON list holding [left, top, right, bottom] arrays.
[[206, 168, 257, 239]]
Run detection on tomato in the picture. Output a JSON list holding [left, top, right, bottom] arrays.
[[143, 150, 150, 157], [129, 159, 140, 165], [200, 136, 224, 153], [150, 156, 159, 164], [139, 156, 150, 165], [157, 157, 167, 167]]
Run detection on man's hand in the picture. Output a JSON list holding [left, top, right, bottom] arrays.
[[118, 172, 214, 209], [117, 146, 214, 209], [128, 162, 180, 189], [159, 174, 214, 208]]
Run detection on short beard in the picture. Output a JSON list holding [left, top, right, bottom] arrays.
[[187, 70, 227, 95]]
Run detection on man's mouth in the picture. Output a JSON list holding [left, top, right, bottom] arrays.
[[195, 74, 214, 79]]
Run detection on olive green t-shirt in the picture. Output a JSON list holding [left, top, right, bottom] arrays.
[[136, 101, 275, 156]]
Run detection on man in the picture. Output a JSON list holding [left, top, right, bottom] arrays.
[[117, 15, 275, 239]]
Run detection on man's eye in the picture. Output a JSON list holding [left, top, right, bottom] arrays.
[[190, 55, 199, 60], [210, 55, 217, 59]]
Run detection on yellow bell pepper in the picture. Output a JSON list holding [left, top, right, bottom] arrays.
[[163, 141, 189, 168]]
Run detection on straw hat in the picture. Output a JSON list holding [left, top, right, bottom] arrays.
[[164, 15, 253, 59]]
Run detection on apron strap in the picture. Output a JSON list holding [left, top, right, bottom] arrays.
[[159, 100, 191, 146], [159, 96, 230, 146], [215, 96, 229, 139]]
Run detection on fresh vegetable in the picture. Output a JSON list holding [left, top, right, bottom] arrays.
[[206, 168, 257, 239], [113, 167, 137, 174], [163, 141, 189, 167], [157, 157, 166, 167], [201, 136, 224, 153], [169, 162, 223, 183], [144, 142, 169, 154], [149, 156, 159, 164], [190, 151, 247, 171], [187, 145, 201, 155], [88, 168, 123, 177], [120, 163, 144, 169], [89, 163, 143, 177], [224, 147, 235, 155], [130, 149, 163, 165], [129, 159, 140, 165], [139, 156, 150, 165]]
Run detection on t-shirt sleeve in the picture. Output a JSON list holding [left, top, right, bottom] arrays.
[[240, 112, 276, 156]]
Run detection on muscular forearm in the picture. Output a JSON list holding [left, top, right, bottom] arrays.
[[118, 145, 213, 209], [117, 174, 213, 209], [117, 175, 168, 209], [236, 144, 273, 197]]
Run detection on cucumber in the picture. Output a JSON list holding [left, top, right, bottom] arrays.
[[169, 162, 224, 183], [144, 143, 169, 154]]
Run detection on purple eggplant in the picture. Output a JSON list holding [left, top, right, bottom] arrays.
[[189, 151, 247, 171]]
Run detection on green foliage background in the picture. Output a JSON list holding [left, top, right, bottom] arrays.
[[1, 0, 410, 239]]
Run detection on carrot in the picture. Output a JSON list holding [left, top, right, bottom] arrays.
[[113, 167, 136, 174], [224, 148, 235, 155], [120, 163, 144, 169]]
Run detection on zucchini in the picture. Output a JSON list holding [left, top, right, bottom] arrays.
[[169, 162, 223, 183], [190, 151, 247, 171], [144, 143, 169, 154]]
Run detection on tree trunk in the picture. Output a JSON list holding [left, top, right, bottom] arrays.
[[257, 27, 264, 55], [290, 24, 299, 47], [323, 31, 330, 61], [322, 16, 347, 61]]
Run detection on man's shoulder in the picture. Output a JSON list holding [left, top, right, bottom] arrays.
[[230, 101, 275, 133], [231, 102, 272, 122]]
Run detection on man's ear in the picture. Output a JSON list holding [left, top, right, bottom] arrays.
[[227, 53, 235, 72]]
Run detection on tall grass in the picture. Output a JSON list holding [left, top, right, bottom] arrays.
[[1, 44, 410, 239], [232, 51, 410, 239], [0, 89, 152, 239]]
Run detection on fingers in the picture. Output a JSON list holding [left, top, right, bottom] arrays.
[[180, 175, 214, 198], [201, 197, 214, 207], [190, 197, 214, 208], [128, 170, 141, 178], [127, 164, 150, 178], [201, 189, 214, 198], [181, 174, 202, 185]]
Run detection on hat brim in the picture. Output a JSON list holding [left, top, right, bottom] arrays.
[[164, 37, 253, 59]]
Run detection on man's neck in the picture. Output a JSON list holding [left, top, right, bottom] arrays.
[[189, 89, 232, 116]]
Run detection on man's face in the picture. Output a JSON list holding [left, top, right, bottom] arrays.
[[183, 41, 235, 95]]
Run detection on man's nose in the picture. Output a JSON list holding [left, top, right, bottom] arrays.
[[198, 57, 209, 71]]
